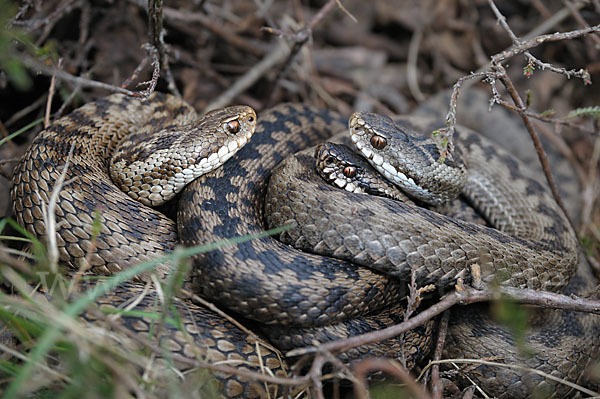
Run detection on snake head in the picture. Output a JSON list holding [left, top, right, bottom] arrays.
[[111, 105, 257, 207], [315, 142, 409, 202], [348, 111, 467, 206]]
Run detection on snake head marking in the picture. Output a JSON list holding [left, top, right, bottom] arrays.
[[349, 111, 467, 205], [110, 104, 257, 207], [315, 142, 405, 200]]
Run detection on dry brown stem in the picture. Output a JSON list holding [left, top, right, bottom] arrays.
[[20, 54, 154, 98], [289, 284, 600, 358], [430, 310, 450, 399], [161, 6, 265, 57], [262, 0, 355, 107], [352, 358, 432, 399]]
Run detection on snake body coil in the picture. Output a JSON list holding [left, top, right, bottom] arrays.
[[263, 114, 600, 397], [9, 94, 600, 398], [10, 93, 288, 398]]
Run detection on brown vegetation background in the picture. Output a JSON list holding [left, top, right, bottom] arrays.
[[1, 0, 599, 239]]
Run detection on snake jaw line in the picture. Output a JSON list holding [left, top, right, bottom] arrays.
[[349, 111, 466, 206], [352, 128, 438, 205], [111, 104, 257, 207], [315, 142, 407, 200]]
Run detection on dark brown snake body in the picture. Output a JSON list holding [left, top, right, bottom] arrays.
[[9, 94, 600, 398], [10, 93, 286, 398], [261, 114, 600, 397]]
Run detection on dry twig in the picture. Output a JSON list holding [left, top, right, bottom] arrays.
[[437, 0, 600, 226], [262, 0, 355, 107], [430, 310, 450, 399], [352, 358, 432, 399], [289, 284, 600, 357]]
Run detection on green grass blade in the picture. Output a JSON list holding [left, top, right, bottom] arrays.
[[4, 223, 292, 398], [0, 117, 44, 147]]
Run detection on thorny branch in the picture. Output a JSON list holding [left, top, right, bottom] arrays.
[[489, 0, 594, 83], [438, 0, 599, 226]]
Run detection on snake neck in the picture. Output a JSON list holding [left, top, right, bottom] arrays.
[[177, 104, 407, 327]]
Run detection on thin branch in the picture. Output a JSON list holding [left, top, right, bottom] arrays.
[[146, 0, 179, 96], [504, 68, 570, 223], [490, 96, 596, 134], [421, 359, 598, 397], [352, 358, 432, 399], [564, 0, 600, 47], [0, 245, 36, 278], [3, 94, 47, 127], [489, 3, 599, 84], [0, 342, 71, 383], [44, 58, 61, 128], [161, 6, 265, 57], [120, 49, 151, 90], [435, 71, 502, 157], [20, 54, 151, 98], [439, 0, 597, 226], [460, 2, 588, 94], [289, 284, 600, 357], [407, 25, 426, 102], [204, 42, 290, 111], [261, 0, 354, 107], [430, 311, 450, 399], [487, 0, 577, 225]]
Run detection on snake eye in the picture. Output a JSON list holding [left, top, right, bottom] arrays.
[[343, 166, 357, 178], [248, 116, 254, 123], [225, 120, 240, 134], [370, 134, 387, 150]]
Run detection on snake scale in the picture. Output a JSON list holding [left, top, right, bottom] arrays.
[[8, 93, 600, 398], [10, 93, 287, 398], [263, 114, 600, 397]]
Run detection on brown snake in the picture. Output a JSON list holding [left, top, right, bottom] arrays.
[[9, 93, 600, 398], [10, 93, 288, 398], [262, 113, 600, 397]]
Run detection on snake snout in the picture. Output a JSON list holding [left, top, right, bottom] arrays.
[[110, 104, 258, 207], [349, 111, 466, 206]]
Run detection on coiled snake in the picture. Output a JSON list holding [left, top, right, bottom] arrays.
[[9, 94, 600, 398], [10, 93, 287, 398], [264, 114, 600, 397]]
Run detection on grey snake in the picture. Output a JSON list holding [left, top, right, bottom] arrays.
[[9, 94, 600, 398]]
